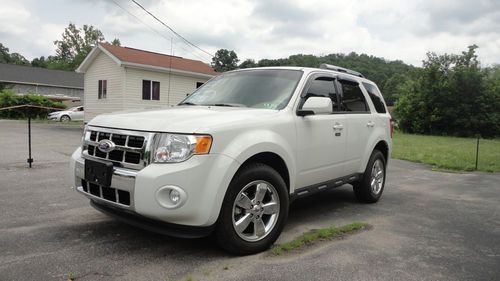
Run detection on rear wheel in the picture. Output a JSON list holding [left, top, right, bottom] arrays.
[[60, 115, 71, 122], [353, 150, 386, 203], [216, 163, 289, 255]]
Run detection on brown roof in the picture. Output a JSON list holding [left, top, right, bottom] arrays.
[[100, 43, 216, 76]]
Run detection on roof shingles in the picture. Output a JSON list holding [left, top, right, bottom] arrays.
[[0, 63, 83, 88], [100, 43, 217, 76]]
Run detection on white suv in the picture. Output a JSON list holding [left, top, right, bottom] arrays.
[[69, 65, 392, 254]]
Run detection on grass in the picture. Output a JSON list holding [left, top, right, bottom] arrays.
[[270, 222, 367, 256], [392, 132, 500, 173]]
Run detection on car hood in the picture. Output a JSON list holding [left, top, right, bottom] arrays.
[[88, 106, 279, 133]]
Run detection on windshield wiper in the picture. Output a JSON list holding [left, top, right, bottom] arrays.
[[178, 102, 198, 106], [204, 103, 246, 107]]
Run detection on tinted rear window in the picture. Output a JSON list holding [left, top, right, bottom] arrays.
[[363, 82, 386, 113]]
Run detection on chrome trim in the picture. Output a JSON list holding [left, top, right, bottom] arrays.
[[83, 125, 156, 170]]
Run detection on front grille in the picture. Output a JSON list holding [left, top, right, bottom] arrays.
[[81, 179, 130, 206], [83, 126, 154, 170]]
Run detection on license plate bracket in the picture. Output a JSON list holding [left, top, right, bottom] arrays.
[[85, 159, 113, 187]]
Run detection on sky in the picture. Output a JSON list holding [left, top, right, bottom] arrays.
[[1, 0, 499, 66]]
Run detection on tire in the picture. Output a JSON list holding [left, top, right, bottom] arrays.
[[215, 163, 289, 255], [60, 115, 71, 122], [353, 150, 386, 203]]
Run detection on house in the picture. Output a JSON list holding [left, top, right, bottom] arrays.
[[0, 63, 83, 106], [76, 43, 217, 121]]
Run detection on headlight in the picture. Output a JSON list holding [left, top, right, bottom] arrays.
[[153, 133, 212, 163], [81, 125, 89, 151]]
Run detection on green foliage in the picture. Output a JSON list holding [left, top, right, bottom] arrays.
[[50, 23, 105, 70], [394, 45, 500, 137], [238, 52, 414, 105], [0, 43, 30, 65], [111, 38, 121, 46], [238, 59, 257, 69], [212, 49, 239, 72], [392, 132, 500, 172], [0, 90, 65, 119]]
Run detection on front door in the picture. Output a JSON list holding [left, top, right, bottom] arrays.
[[295, 75, 347, 188]]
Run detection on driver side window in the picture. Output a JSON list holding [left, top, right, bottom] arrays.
[[302, 76, 338, 114]]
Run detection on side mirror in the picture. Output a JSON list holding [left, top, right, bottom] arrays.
[[298, 97, 332, 116]]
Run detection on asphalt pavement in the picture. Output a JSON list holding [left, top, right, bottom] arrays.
[[0, 119, 499, 281]]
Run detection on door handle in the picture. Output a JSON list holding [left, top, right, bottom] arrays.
[[333, 123, 344, 131], [366, 121, 375, 127]]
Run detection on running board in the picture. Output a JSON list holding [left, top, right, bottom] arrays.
[[290, 173, 361, 201]]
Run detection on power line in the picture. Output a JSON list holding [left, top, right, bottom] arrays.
[[109, 0, 210, 62], [130, 0, 214, 59]]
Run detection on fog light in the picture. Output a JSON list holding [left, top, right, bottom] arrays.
[[169, 189, 181, 204], [155, 185, 187, 209]]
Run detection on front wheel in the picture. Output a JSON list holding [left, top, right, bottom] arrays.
[[216, 163, 289, 255], [353, 150, 386, 203], [60, 115, 71, 122]]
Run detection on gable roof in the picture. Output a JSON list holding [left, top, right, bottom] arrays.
[[77, 43, 217, 78], [0, 63, 83, 89]]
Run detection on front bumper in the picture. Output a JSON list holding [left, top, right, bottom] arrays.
[[90, 200, 215, 238], [70, 147, 240, 228]]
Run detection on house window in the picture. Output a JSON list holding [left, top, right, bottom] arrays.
[[142, 80, 160, 100], [98, 80, 107, 99], [196, 82, 204, 88]]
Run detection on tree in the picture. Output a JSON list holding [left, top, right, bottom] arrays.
[[9, 53, 30, 65], [212, 49, 239, 72], [111, 38, 121, 46], [239, 59, 257, 69], [31, 56, 48, 68], [0, 43, 29, 65], [0, 43, 11, 63], [394, 45, 500, 137], [52, 23, 106, 70]]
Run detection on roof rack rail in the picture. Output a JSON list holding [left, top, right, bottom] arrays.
[[319, 64, 364, 78]]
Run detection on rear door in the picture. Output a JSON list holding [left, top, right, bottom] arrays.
[[337, 78, 376, 174], [295, 74, 347, 188]]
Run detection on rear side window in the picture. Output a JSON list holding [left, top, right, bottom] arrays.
[[363, 82, 386, 113], [340, 82, 369, 112]]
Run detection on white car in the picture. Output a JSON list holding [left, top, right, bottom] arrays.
[[69, 65, 392, 254], [48, 106, 84, 122]]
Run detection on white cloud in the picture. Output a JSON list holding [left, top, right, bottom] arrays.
[[0, 1, 31, 35]]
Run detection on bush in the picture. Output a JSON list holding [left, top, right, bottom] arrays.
[[0, 90, 66, 119], [394, 46, 500, 138]]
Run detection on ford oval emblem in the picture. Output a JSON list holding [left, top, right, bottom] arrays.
[[97, 139, 115, 153]]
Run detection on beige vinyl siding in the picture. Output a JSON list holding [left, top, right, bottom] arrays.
[[83, 52, 124, 122], [123, 67, 209, 110]]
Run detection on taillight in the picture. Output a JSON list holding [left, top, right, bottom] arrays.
[[390, 118, 394, 138]]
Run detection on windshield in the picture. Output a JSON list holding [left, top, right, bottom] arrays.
[[180, 69, 303, 109]]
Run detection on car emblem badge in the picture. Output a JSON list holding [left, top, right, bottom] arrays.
[[97, 139, 115, 153]]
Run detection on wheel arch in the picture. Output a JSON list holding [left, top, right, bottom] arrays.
[[373, 140, 389, 162], [237, 152, 290, 193]]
